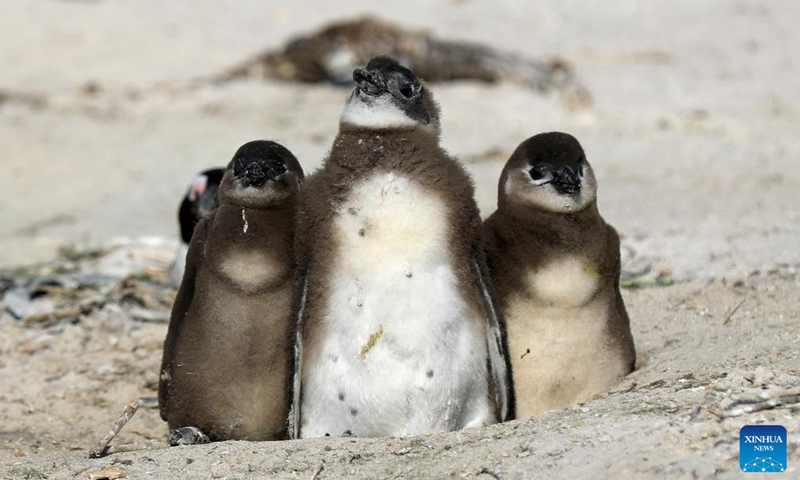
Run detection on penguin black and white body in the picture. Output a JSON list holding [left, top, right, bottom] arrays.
[[169, 168, 225, 288], [294, 56, 512, 438], [159, 141, 304, 444], [482, 132, 635, 418]]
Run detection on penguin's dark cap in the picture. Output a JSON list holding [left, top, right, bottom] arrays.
[[232, 141, 294, 187], [233, 156, 286, 187], [353, 57, 423, 105], [523, 132, 586, 196], [220, 140, 304, 208], [499, 132, 597, 214], [341, 56, 439, 132]]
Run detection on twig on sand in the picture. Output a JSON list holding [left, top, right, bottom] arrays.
[[714, 387, 800, 418], [103, 443, 150, 455], [310, 463, 324, 480], [88, 401, 140, 458], [722, 299, 746, 326]]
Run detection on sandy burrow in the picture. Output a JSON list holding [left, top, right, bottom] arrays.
[[1, 272, 798, 479]]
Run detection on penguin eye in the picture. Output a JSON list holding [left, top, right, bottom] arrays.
[[399, 85, 414, 98], [529, 165, 553, 185]]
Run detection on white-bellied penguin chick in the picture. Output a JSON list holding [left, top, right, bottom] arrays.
[[293, 56, 512, 439], [483, 132, 635, 418]]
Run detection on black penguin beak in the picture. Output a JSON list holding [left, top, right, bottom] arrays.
[[551, 166, 582, 195], [233, 158, 287, 187], [353, 67, 386, 96]]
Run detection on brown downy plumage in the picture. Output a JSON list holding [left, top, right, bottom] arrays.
[[294, 56, 512, 439], [159, 140, 304, 443], [483, 132, 635, 418]]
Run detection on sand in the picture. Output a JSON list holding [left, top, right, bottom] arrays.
[[1, 0, 798, 478]]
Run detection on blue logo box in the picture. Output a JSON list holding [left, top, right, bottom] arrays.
[[740, 425, 787, 473]]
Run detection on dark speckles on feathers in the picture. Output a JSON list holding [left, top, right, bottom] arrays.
[[294, 72, 509, 426], [339, 393, 345, 401], [426, 370, 434, 378], [350, 407, 358, 416]]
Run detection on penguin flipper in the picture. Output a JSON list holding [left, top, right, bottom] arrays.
[[473, 258, 514, 422], [289, 171, 320, 439], [290, 273, 309, 439], [158, 218, 210, 421]]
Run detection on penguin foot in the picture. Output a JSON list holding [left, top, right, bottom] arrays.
[[169, 426, 211, 446]]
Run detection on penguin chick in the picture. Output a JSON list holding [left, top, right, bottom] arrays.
[[293, 56, 512, 439], [217, 16, 591, 110], [482, 132, 635, 418], [159, 140, 304, 443], [170, 168, 225, 288]]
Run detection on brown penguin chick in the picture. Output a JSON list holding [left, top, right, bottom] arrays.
[[482, 132, 635, 418], [217, 16, 590, 110], [159, 140, 304, 444], [293, 56, 512, 439]]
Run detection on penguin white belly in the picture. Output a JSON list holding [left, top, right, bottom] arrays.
[[216, 248, 287, 293], [529, 255, 600, 307], [301, 173, 492, 438], [509, 260, 626, 416]]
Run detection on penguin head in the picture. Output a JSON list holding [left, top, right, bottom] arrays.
[[219, 140, 304, 208], [178, 168, 225, 243], [189, 168, 225, 219], [340, 56, 440, 135], [500, 132, 597, 214]]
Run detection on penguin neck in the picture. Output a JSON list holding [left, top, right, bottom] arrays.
[[216, 201, 293, 217], [328, 128, 438, 172], [212, 201, 295, 248], [497, 201, 604, 251], [202, 200, 297, 294]]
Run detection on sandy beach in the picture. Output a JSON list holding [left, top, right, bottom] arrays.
[[1, 0, 798, 478]]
